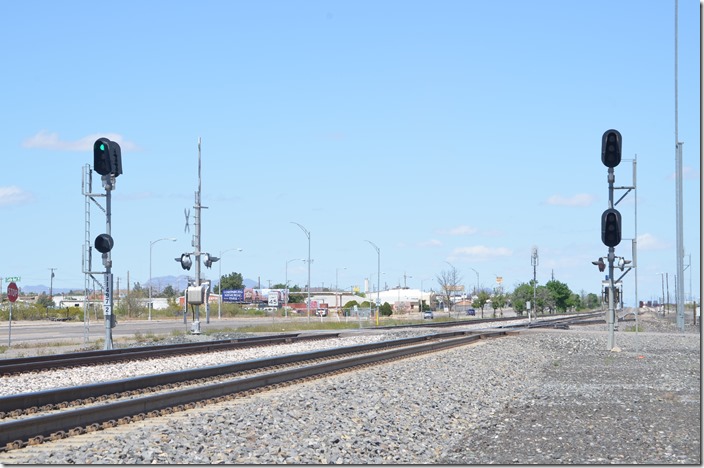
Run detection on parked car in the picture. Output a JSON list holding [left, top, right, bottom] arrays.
[[315, 309, 328, 317], [423, 310, 434, 319], [466, 308, 476, 316]]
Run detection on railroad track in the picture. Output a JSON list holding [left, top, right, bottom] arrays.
[[0, 313, 604, 377], [372, 311, 609, 331], [0, 332, 341, 376], [0, 329, 510, 450]]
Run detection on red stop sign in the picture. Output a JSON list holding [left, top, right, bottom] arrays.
[[7, 282, 18, 303]]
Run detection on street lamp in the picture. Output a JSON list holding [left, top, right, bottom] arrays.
[[218, 248, 243, 319], [365, 240, 380, 325], [149, 237, 177, 320], [285, 258, 304, 318], [470, 267, 480, 295], [419, 277, 430, 315], [336, 266, 347, 311], [291, 222, 311, 322], [336, 267, 346, 291], [443, 261, 458, 315]]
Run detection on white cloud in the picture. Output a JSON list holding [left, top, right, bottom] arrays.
[[449, 245, 513, 261], [545, 193, 596, 207], [0, 186, 35, 207], [637, 233, 669, 251], [667, 166, 700, 181], [22, 131, 139, 152], [418, 239, 442, 247], [438, 225, 479, 236]]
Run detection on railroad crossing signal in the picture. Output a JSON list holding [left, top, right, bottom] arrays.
[[176, 253, 192, 270], [203, 253, 219, 268], [592, 257, 606, 272]]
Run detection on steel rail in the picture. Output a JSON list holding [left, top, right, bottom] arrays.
[[0, 333, 302, 366], [0, 333, 343, 375], [0, 330, 507, 449], [0, 330, 489, 415], [371, 311, 605, 330]]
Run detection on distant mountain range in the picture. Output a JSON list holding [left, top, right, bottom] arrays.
[[18, 275, 260, 295]]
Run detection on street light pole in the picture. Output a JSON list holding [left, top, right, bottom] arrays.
[[218, 248, 243, 319], [149, 237, 177, 321], [365, 240, 380, 325], [336, 266, 346, 310], [336, 267, 347, 291], [291, 222, 311, 322], [285, 258, 304, 318], [470, 267, 479, 295]]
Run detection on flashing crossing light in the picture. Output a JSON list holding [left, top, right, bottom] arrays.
[[203, 253, 219, 268], [176, 253, 192, 270], [592, 257, 606, 272], [617, 257, 632, 271]]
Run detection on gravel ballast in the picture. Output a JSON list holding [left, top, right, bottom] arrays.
[[0, 311, 699, 464]]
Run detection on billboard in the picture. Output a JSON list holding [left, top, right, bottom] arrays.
[[222, 289, 244, 303], [222, 288, 289, 304]]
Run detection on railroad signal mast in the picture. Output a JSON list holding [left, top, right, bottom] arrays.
[[83, 137, 123, 350], [596, 129, 635, 351]]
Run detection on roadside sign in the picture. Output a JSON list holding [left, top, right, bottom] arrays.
[[7, 282, 19, 302], [5, 276, 20, 283], [268, 291, 279, 306]]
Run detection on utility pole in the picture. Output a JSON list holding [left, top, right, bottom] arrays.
[[48, 268, 56, 306], [194, 138, 203, 328], [531, 246, 538, 322], [674, 0, 686, 331]]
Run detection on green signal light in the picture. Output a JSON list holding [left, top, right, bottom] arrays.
[[99, 144, 105, 151]]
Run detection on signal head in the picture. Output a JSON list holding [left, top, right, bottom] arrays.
[[601, 129, 622, 168], [601, 208, 622, 247], [94, 233, 114, 254]]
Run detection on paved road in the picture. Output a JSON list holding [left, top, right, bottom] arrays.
[[0, 315, 327, 346]]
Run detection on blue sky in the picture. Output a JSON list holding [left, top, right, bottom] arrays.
[[1, 0, 700, 306]]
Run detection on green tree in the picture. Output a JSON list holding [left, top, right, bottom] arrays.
[[511, 282, 534, 315], [36, 292, 53, 308], [491, 292, 506, 318], [162, 285, 176, 298], [535, 285, 551, 314], [545, 279, 572, 313], [472, 290, 491, 318], [585, 292, 600, 309], [380, 302, 393, 317], [287, 285, 304, 304], [116, 288, 146, 318], [437, 265, 463, 312], [220, 272, 244, 291]]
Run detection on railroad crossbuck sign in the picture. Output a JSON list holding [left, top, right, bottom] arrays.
[[7, 282, 19, 303]]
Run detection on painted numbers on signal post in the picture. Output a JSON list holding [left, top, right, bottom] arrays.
[[103, 273, 113, 318]]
